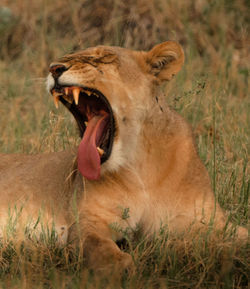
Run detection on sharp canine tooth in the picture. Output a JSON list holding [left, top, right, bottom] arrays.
[[73, 88, 80, 105], [53, 94, 59, 109], [97, 147, 104, 156], [52, 90, 62, 108], [84, 121, 88, 127]]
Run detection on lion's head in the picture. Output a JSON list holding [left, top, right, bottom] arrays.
[[47, 42, 184, 180]]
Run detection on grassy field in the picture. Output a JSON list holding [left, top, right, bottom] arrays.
[[0, 0, 249, 288]]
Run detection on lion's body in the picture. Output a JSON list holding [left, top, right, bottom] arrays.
[[0, 151, 77, 243], [0, 42, 247, 272]]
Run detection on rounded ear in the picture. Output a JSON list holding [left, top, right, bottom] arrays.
[[145, 41, 184, 82]]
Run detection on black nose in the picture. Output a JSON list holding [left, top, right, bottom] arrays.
[[49, 63, 67, 79]]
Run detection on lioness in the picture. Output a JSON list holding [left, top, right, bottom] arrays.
[[0, 41, 247, 272]]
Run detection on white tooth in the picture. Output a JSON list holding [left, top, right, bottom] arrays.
[[84, 121, 88, 127], [65, 87, 69, 95], [92, 92, 99, 98], [97, 147, 104, 156], [73, 88, 80, 105], [85, 90, 91, 96]]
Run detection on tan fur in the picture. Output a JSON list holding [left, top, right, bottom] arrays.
[[0, 42, 247, 273]]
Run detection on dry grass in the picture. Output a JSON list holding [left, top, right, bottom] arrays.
[[0, 0, 249, 288]]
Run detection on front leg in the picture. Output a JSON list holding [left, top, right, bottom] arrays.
[[74, 201, 134, 274], [84, 232, 133, 273]]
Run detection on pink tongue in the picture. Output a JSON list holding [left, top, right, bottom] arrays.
[[77, 114, 109, 180]]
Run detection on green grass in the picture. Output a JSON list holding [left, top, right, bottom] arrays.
[[0, 0, 249, 288]]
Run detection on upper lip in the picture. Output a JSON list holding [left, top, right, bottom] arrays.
[[50, 85, 115, 163]]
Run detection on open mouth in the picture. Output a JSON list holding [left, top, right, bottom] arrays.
[[50, 85, 115, 180]]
